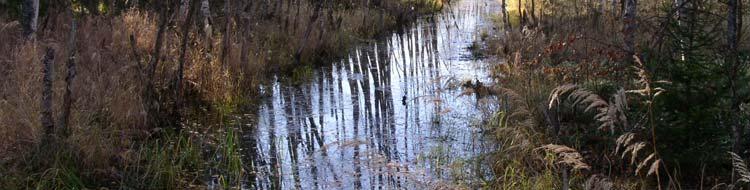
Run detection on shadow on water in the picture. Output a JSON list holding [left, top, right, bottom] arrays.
[[246, 0, 502, 189]]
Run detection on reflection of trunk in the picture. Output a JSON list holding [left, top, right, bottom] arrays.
[[283, 87, 302, 190], [299, 85, 315, 186], [41, 48, 55, 136], [373, 42, 389, 189], [288, 135, 302, 189], [356, 50, 374, 133], [238, 104, 259, 187], [336, 64, 347, 162], [306, 117, 320, 189], [59, 14, 77, 136], [347, 59, 363, 189], [21, 0, 39, 39], [266, 98, 281, 189]]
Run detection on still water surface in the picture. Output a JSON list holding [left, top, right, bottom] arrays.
[[245, 0, 501, 189]]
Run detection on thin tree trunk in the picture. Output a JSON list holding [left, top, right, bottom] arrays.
[[530, 0, 536, 27], [200, 0, 213, 42], [674, 0, 688, 61], [41, 48, 55, 136], [561, 167, 570, 190], [293, 3, 323, 65], [620, 0, 626, 19], [221, 0, 233, 67], [363, 0, 369, 33], [22, 0, 39, 39], [199, 0, 213, 68], [502, 0, 510, 30], [144, 0, 170, 127], [294, 0, 301, 31], [727, 0, 744, 156], [59, 12, 77, 136], [239, 1, 254, 82], [175, 0, 200, 129], [612, 0, 618, 18], [518, 0, 523, 29], [623, 0, 637, 60], [739, 0, 742, 46], [177, 0, 190, 22], [283, 0, 290, 30], [728, 0, 738, 54]]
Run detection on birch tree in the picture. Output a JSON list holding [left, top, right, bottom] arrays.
[[59, 11, 77, 136], [727, 0, 744, 156], [502, 0, 511, 30], [530, 0, 536, 27], [21, 0, 39, 39], [41, 48, 55, 136], [622, 0, 637, 60], [200, 0, 213, 46], [221, 0, 234, 66]]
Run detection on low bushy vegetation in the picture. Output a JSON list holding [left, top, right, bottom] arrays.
[[482, 0, 749, 189]]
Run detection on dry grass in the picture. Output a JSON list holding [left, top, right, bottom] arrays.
[[0, 10, 155, 185], [0, 0, 444, 188]]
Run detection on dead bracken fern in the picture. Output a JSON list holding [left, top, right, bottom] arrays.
[[537, 144, 590, 171], [730, 152, 750, 183], [711, 152, 750, 189], [548, 84, 629, 132], [616, 133, 660, 177], [613, 126, 662, 178]]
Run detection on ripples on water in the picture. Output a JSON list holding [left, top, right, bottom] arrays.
[[243, 0, 501, 189]]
